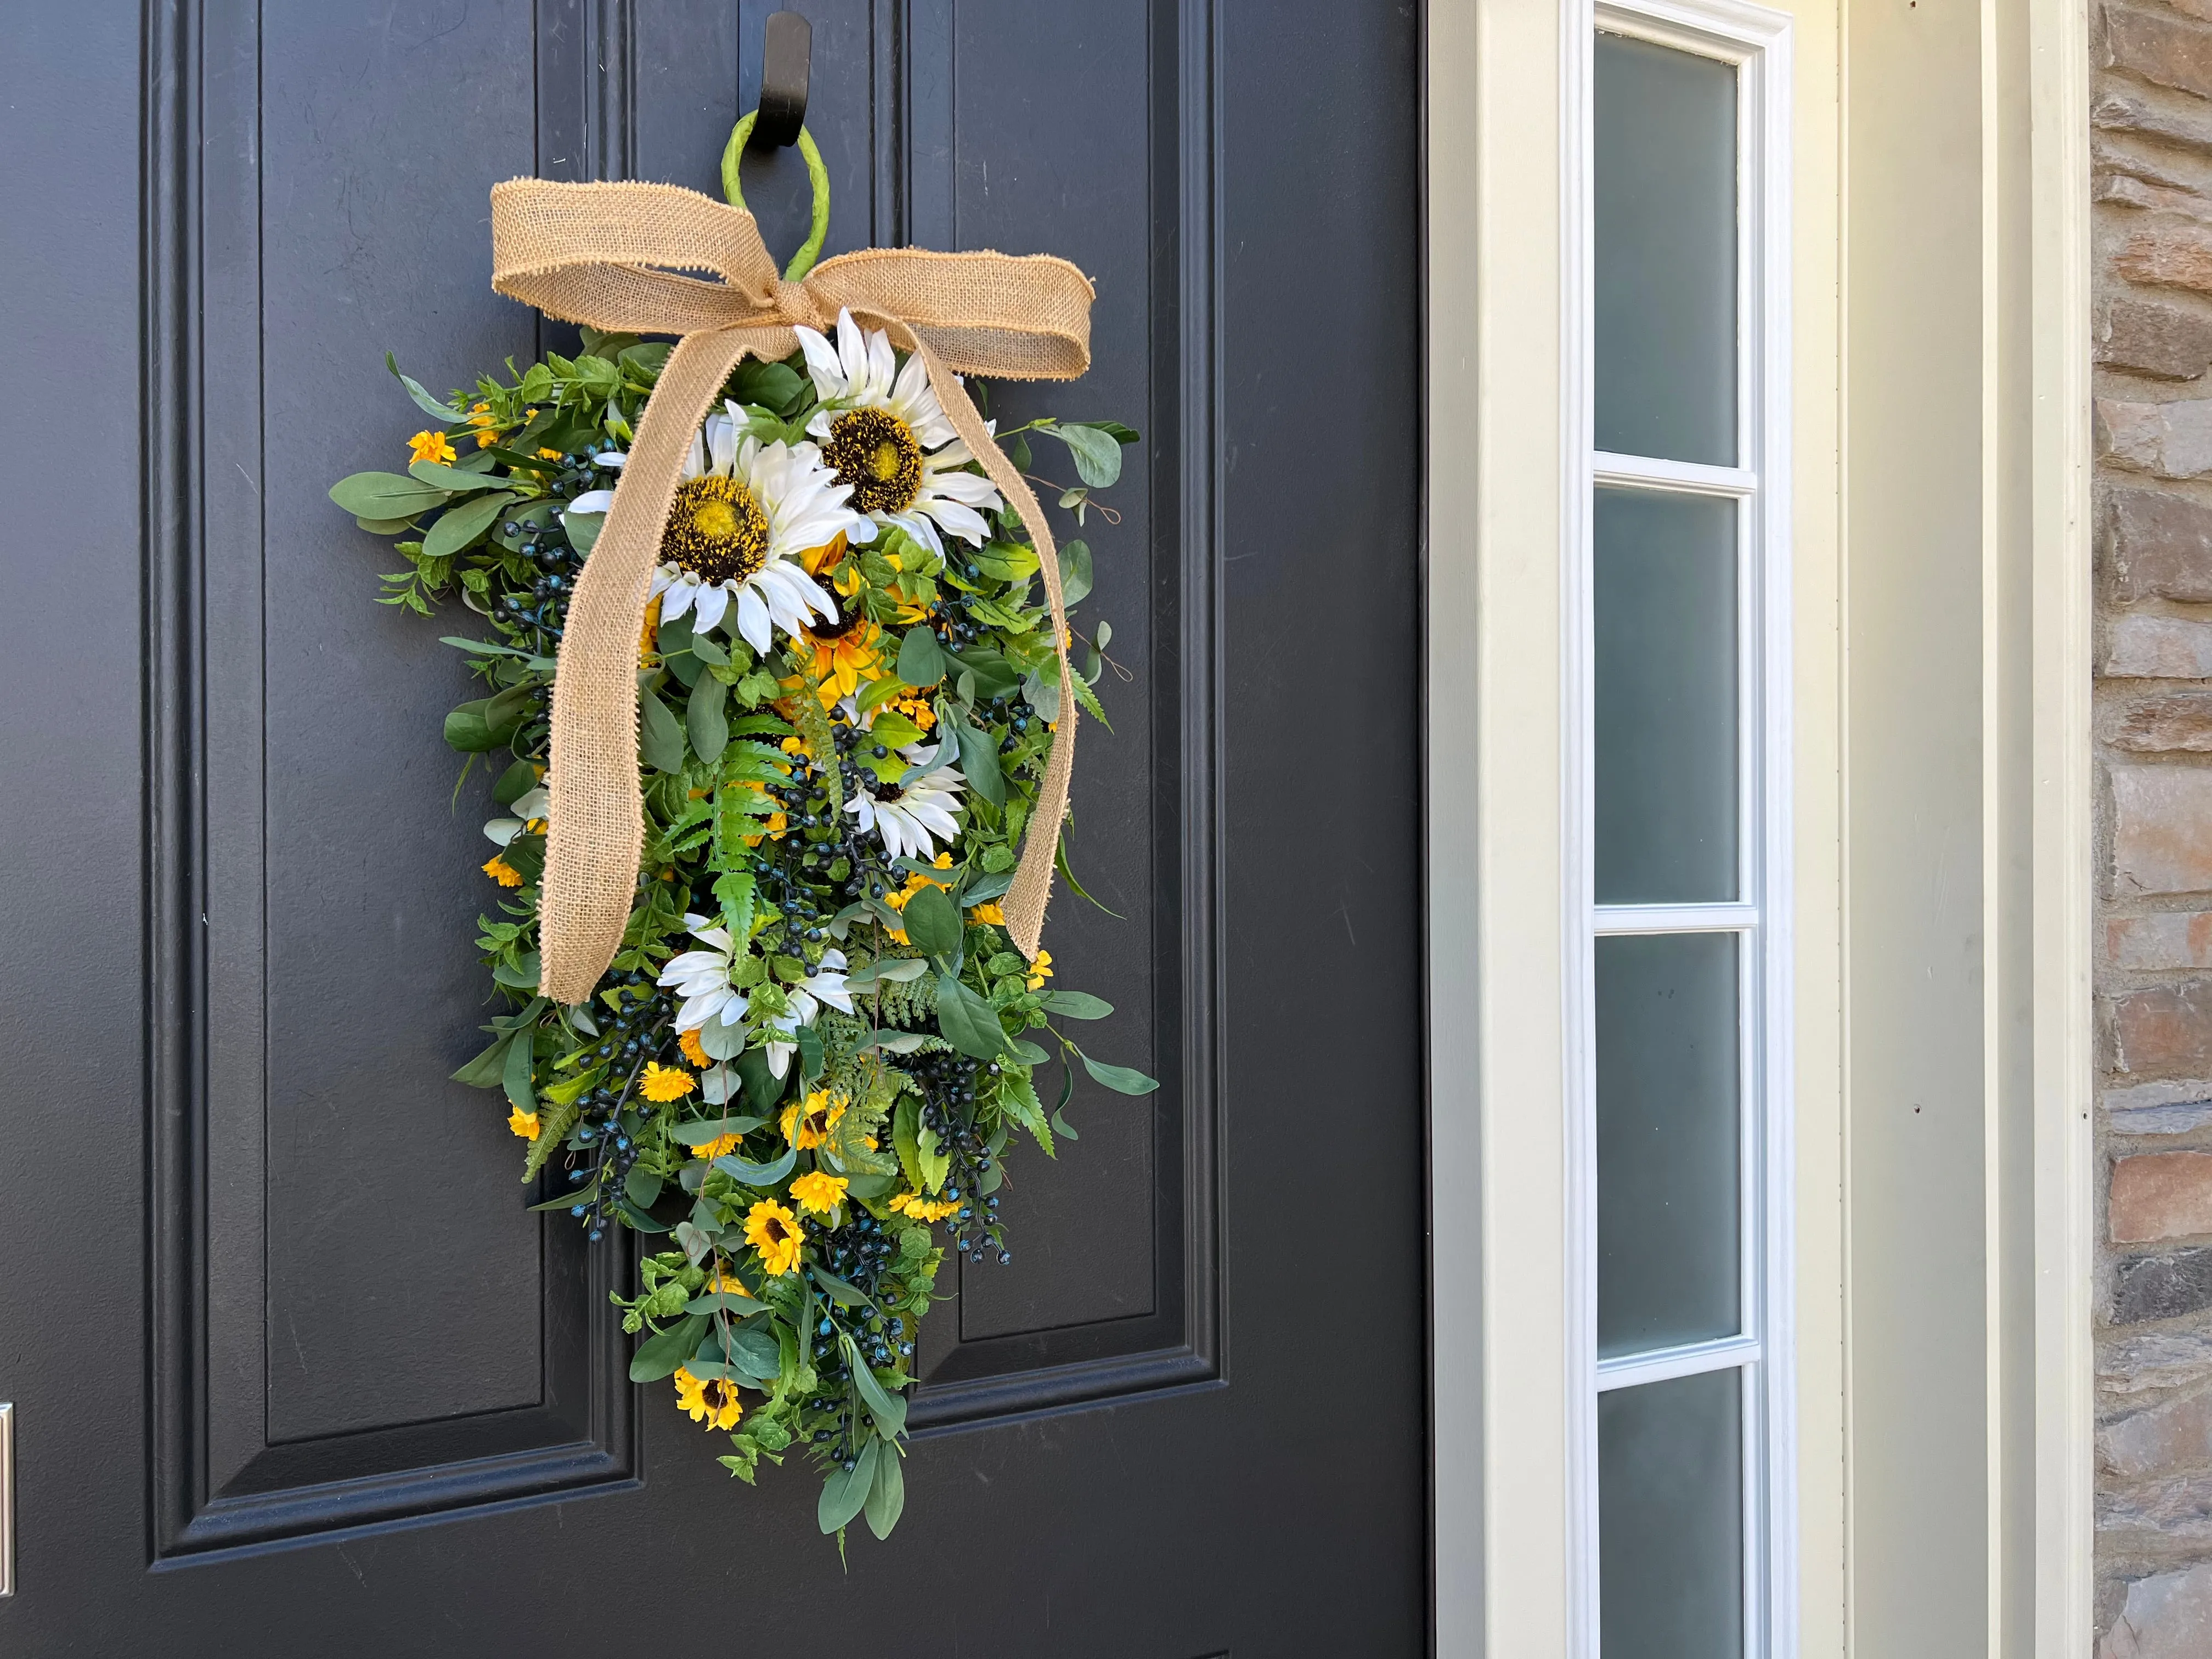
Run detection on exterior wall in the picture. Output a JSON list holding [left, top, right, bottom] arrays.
[[2093, 2, 2212, 1645]]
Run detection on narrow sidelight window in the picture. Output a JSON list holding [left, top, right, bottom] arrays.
[[1576, 8, 1791, 1657]]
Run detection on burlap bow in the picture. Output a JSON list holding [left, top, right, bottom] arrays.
[[487, 179, 1094, 1005]]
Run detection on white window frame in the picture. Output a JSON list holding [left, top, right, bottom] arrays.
[[1563, 3, 1795, 1655]]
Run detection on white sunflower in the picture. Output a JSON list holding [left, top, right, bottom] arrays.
[[571, 403, 862, 654], [796, 310, 1003, 554], [845, 738, 967, 862]]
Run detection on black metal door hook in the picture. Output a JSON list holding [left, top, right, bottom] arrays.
[[752, 11, 812, 149]]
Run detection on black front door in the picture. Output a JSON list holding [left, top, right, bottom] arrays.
[[1, 4, 1424, 1652]]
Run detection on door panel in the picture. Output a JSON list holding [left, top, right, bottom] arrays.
[[0, 3, 1423, 1652]]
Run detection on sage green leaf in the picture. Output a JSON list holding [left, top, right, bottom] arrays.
[[501, 1025, 536, 1110], [682, 1288, 769, 1318], [1077, 1047, 1161, 1096], [564, 510, 605, 554], [818, 1437, 881, 1534], [492, 951, 540, 990], [714, 1146, 798, 1187], [687, 629, 730, 666], [812, 1267, 876, 1311], [935, 973, 1009, 1060], [356, 515, 420, 535], [1058, 539, 1094, 607], [840, 1333, 909, 1437], [623, 1164, 664, 1209], [893, 1097, 923, 1191], [1043, 989, 1114, 1020], [386, 352, 464, 421], [628, 1313, 709, 1383], [951, 645, 1023, 699], [953, 719, 1006, 811], [1048, 422, 1123, 488], [689, 674, 730, 765], [1006, 1039, 1049, 1066], [407, 459, 501, 493], [452, 1030, 515, 1088], [638, 687, 687, 773], [901, 886, 963, 958], [330, 470, 448, 520], [421, 490, 517, 562], [670, 1114, 766, 1147], [896, 625, 947, 688], [864, 1434, 906, 1539]]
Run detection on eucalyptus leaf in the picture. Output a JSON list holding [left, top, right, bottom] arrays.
[[896, 625, 948, 688], [1048, 422, 1123, 488], [688, 674, 730, 764], [864, 1435, 907, 1539], [623, 1163, 664, 1209], [329, 470, 448, 520], [682, 1289, 770, 1318], [844, 956, 929, 990], [1076, 1047, 1161, 1096], [407, 459, 502, 493], [386, 352, 464, 421], [818, 1437, 881, 1534], [1058, 538, 1094, 607], [935, 974, 1009, 1060], [563, 510, 605, 553], [637, 686, 687, 773], [953, 718, 1007, 810], [1043, 989, 1114, 1020], [699, 1017, 747, 1062], [900, 886, 963, 957], [628, 1313, 708, 1383], [840, 1333, 909, 1437], [714, 1146, 798, 1187], [811, 1267, 876, 1310], [670, 1113, 766, 1147], [501, 1025, 536, 1110], [422, 490, 517, 561], [452, 1031, 515, 1088]]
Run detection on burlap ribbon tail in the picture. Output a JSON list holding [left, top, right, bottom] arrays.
[[488, 179, 1093, 1005]]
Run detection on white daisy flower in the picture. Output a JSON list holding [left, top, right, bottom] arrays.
[[656, 918, 855, 1078], [571, 402, 863, 655], [845, 737, 967, 862], [659, 914, 751, 1033], [755, 951, 854, 1079], [796, 310, 1004, 554]]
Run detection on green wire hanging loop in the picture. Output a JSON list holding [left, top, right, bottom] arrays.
[[721, 110, 831, 283]]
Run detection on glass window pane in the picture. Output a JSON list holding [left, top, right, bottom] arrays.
[[1594, 488, 1738, 904], [1597, 932, 1740, 1356], [1595, 33, 1737, 466], [1600, 1368, 1745, 1659]]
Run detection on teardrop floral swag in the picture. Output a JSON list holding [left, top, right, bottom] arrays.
[[331, 303, 1153, 1543]]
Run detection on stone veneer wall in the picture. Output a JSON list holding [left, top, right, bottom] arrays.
[[2093, 3, 2212, 1650]]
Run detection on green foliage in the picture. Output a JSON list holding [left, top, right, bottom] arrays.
[[336, 322, 1150, 1547]]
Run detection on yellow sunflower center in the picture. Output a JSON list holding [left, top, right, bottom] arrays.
[[824, 407, 923, 515], [662, 474, 769, 584]]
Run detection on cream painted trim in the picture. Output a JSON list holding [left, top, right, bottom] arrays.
[[2027, 0, 2093, 1643], [1429, 0, 1573, 1650]]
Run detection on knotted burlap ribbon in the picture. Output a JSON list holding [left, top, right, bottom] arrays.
[[489, 179, 1094, 1004]]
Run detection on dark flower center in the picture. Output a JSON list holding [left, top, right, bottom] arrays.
[[662, 474, 769, 584], [823, 407, 923, 516]]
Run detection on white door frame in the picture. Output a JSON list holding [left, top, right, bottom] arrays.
[[1424, 0, 2092, 1650]]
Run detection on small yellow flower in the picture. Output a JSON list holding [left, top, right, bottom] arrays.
[[789, 1169, 850, 1217], [781, 1090, 846, 1150], [482, 854, 523, 888], [538, 447, 563, 460], [706, 1265, 752, 1296], [1025, 949, 1054, 990], [638, 1062, 696, 1103], [969, 900, 1007, 926], [506, 1107, 540, 1140], [888, 1189, 958, 1222], [467, 402, 501, 449], [744, 1198, 805, 1276], [893, 695, 936, 732], [676, 1027, 710, 1068], [639, 595, 663, 669], [408, 430, 457, 465], [693, 1129, 744, 1159], [673, 1365, 744, 1431]]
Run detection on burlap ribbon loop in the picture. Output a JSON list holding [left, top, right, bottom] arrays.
[[488, 178, 1094, 1005]]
